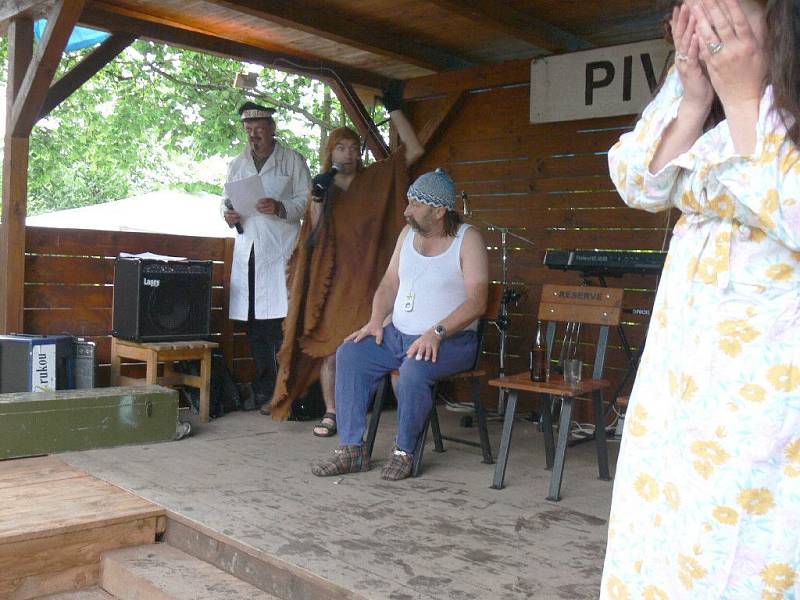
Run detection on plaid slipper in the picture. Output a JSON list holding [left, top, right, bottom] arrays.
[[381, 447, 413, 481], [311, 444, 370, 477]]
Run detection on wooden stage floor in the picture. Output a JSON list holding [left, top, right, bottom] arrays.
[[57, 407, 619, 600]]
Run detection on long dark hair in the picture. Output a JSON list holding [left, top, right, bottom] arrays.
[[765, 0, 800, 144]]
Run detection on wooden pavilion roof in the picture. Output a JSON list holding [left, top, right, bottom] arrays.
[[3, 0, 665, 90]]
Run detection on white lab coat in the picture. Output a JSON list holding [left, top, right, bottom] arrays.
[[223, 142, 310, 321]]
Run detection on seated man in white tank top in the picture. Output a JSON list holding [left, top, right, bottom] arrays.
[[311, 169, 489, 481]]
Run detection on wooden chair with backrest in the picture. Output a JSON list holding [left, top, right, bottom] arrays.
[[489, 284, 623, 501], [365, 283, 504, 476]]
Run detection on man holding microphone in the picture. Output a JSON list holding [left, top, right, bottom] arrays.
[[222, 102, 311, 412]]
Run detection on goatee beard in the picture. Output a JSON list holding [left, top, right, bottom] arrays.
[[405, 216, 422, 232]]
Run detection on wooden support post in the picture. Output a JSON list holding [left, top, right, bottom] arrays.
[[39, 33, 136, 119], [1, 1, 85, 333], [10, 0, 87, 138], [328, 79, 389, 161], [1, 17, 34, 334]]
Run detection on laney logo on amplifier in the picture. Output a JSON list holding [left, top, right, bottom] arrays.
[[143, 278, 160, 288]]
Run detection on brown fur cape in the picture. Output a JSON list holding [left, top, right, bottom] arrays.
[[270, 150, 410, 420]]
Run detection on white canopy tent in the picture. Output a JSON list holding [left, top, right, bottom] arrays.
[[26, 189, 235, 238]]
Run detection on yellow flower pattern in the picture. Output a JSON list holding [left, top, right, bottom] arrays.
[[712, 506, 739, 525], [767, 364, 800, 392], [601, 68, 799, 600], [634, 473, 660, 502], [740, 383, 767, 403], [785, 439, 800, 478], [627, 403, 648, 437], [606, 575, 630, 600], [643, 586, 669, 600], [738, 488, 776, 515], [663, 482, 680, 510], [766, 263, 794, 281], [717, 319, 760, 357], [678, 554, 708, 590], [762, 563, 796, 593]]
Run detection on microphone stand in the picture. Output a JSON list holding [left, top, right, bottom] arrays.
[[461, 192, 535, 416]]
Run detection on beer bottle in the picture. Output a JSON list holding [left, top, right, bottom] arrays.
[[529, 320, 547, 382]]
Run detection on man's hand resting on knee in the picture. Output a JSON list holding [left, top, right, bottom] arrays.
[[346, 320, 385, 344], [406, 329, 441, 363]]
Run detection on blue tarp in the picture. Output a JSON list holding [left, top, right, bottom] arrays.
[[34, 20, 110, 52]]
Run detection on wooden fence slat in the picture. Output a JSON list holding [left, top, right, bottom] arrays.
[[26, 227, 228, 260]]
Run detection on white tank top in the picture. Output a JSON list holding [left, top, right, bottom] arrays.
[[392, 223, 477, 336]]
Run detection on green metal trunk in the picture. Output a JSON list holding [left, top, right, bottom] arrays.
[[0, 385, 179, 460]]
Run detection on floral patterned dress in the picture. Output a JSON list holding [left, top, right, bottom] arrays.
[[600, 68, 800, 599]]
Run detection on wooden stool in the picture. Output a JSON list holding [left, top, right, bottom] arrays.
[[110, 338, 219, 423]]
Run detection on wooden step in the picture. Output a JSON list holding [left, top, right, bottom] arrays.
[[38, 586, 116, 599], [0, 456, 165, 599], [100, 544, 281, 599]]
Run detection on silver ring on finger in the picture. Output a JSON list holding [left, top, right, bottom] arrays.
[[706, 41, 724, 55], [675, 51, 689, 62]]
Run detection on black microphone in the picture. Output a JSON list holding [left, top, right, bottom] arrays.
[[311, 163, 344, 202], [223, 198, 243, 234]]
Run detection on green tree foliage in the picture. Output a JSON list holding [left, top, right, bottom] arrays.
[[0, 37, 385, 215]]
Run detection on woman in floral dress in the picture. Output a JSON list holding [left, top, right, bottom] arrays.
[[601, 0, 799, 598]]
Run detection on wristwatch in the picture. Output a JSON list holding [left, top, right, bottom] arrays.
[[433, 324, 447, 340]]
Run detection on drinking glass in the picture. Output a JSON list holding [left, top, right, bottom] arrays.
[[563, 359, 582, 386]]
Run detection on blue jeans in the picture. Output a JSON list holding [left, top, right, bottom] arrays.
[[335, 323, 477, 454]]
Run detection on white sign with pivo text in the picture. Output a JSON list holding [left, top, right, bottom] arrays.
[[530, 39, 673, 123]]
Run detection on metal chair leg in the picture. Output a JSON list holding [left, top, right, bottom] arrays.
[[365, 376, 388, 459], [593, 390, 611, 481], [547, 396, 574, 501], [491, 390, 518, 489], [411, 416, 429, 477], [472, 376, 493, 464], [430, 400, 445, 453], [540, 395, 555, 470]]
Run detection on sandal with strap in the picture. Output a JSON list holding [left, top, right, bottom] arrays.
[[313, 412, 337, 437]]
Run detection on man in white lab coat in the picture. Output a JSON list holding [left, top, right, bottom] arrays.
[[222, 102, 311, 411]]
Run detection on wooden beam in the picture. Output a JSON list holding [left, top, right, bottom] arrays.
[[78, 6, 390, 91], [428, 0, 592, 53], [10, 0, 87, 138], [0, 0, 55, 24], [416, 91, 467, 149], [39, 33, 136, 119], [206, 0, 473, 72], [1, 18, 34, 334], [404, 59, 530, 100], [329, 80, 389, 161]]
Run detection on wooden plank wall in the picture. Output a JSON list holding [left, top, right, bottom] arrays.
[[405, 60, 676, 417], [22, 227, 255, 386]]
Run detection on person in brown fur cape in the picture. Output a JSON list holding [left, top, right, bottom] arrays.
[[270, 92, 423, 436]]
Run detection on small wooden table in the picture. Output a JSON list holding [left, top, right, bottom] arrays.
[[488, 371, 611, 501], [110, 338, 219, 422]]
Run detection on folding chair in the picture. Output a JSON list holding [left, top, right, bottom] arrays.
[[489, 284, 622, 500], [365, 284, 504, 476]]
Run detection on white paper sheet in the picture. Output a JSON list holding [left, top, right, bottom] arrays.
[[224, 176, 265, 219], [119, 252, 187, 261]]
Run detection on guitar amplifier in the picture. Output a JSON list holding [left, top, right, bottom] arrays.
[[112, 257, 212, 342]]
